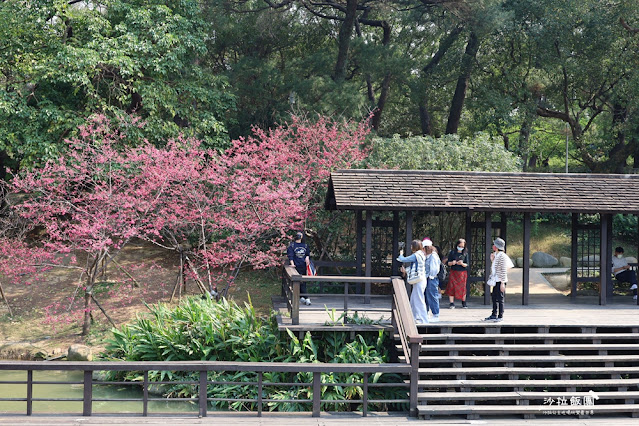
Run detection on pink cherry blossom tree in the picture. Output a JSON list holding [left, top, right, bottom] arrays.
[[10, 116, 157, 334], [7, 114, 370, 334]]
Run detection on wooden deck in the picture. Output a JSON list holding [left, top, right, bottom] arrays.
[[274, 293, 639, 331]]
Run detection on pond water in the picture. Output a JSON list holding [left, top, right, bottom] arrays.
[[0, 370, 198, 415]]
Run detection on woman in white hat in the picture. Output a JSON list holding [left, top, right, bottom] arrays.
[[422, 238, 441, 322], [485, 237, 509, 322]]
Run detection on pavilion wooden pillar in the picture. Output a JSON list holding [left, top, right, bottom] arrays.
[[365, 211, 372, 303], [606, 216, 614, 300], [465, 211, 472, 300], [405, 211, 413, 249], [405, 211, 413, 294], [484, 212, 492, 305], [522, 212, 531, 305], [392, 212, 400, 276], [356, 210, 363, 294], [356, 210, 363, 277], [570, 214, 578, 301], [599, 213, 611, 305]]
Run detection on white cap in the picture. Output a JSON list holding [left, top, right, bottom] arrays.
[[422, 238, 433, 247]]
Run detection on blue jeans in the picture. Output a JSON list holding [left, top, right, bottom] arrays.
[[425, 277, 440, 317]]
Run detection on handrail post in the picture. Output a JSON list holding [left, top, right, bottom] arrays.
[[292, 279, 300, 325], [312, 371, 321, 417], [26, 370, 32, 416], [362, 372, 369, 417], [83, 370, 92, 416], [344, 282, 348, 316], [281, 265, 286, 297], [257, 372, 263, 417], [199, 370, 207, 417], [143, 371, 149, 416], [409, 339, 420, 417]]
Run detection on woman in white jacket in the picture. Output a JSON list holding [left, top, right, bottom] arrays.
[[397, 240, 429, 324]]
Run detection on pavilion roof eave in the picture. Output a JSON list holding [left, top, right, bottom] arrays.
[[325, 169, 639, 215], [338, 205, 637, 215]]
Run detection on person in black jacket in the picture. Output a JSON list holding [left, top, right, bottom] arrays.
[[287, 232, 311, 305]]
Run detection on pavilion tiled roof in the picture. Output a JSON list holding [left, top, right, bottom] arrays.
[[325, 169, 639, 214]]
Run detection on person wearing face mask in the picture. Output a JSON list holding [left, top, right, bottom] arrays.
[[446, 239, 469, 309], [611, 247, 638, 301]]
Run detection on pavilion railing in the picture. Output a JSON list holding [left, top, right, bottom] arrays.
[[390, 277, 422, 416], [282, 265, 393, 325], [0, 360, 411, 418]]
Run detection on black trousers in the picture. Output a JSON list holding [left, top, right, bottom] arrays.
[[295, 265, 307, 294], [491, 282, 505, 318]]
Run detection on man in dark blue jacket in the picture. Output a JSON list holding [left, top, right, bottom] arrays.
[[287, 232, 311, 305]]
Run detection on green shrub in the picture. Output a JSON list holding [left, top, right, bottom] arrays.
[[102, 297, 406, 412]]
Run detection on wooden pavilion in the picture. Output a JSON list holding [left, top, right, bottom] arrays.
[[324, 169, 639, 306]]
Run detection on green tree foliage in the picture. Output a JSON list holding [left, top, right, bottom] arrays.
[[102, 297, 405, 411], [367, 133, 522, 171], [0, 0, 234, 170], [469, 0, 639, 172]]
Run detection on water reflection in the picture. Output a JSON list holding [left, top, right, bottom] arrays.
[[0, 370, 198, 415]]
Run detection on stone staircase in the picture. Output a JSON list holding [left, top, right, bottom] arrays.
[[398, 323, 639, 420]]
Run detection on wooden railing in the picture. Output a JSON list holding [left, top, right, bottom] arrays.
[[282, 265, 393, 325], [0, 360, 411, 418], [390, 277, 422, 416]]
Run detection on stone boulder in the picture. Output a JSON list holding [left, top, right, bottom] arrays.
[[516, 257, 533, 268], [531, 252, 558, 268], [559, 257, 571, 268], [67, 344, 93, 361]]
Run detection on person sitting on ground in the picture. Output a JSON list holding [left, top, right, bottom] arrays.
[[287, 231, 312, 306], [612, 246, 638, 301]]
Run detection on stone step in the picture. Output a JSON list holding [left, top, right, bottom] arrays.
[[417, 403, 639, 419], [402, 343, 639, 352], [415, 378, 639, 389], [417, 366, 639, 375], [399, 354, 639, 364], [419, 332, 639, 341], [418, 390, 639, 401]]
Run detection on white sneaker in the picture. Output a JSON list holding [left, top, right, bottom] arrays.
[[430, 316, 440, 323], [631, 284, 637, 290], [305, 298, 312, 305], [300, 297, 307, 305]]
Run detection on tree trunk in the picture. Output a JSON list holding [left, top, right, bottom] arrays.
[[445, 32, 480, 135], [333, 0, 358, 81], [519, 119, 531, 171], [81, 287, 92, 336], [418, 26, 462, 136], [419, 103, 433, 136], [371, 73, 392, 130]]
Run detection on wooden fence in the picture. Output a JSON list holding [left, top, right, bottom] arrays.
[[281, 265, 393, 325], [0, 360, 411, 418], [0, 269, 422, 418]]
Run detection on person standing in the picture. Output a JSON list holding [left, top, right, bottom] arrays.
[[287, 231, 312, 306], [447, 239, 469, 309], [485, 237, 509, 322], [423, 238, 441, 323], [397, 240, 429, 324]]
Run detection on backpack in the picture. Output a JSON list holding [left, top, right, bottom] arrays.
[[437, 262, 448, 286]]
